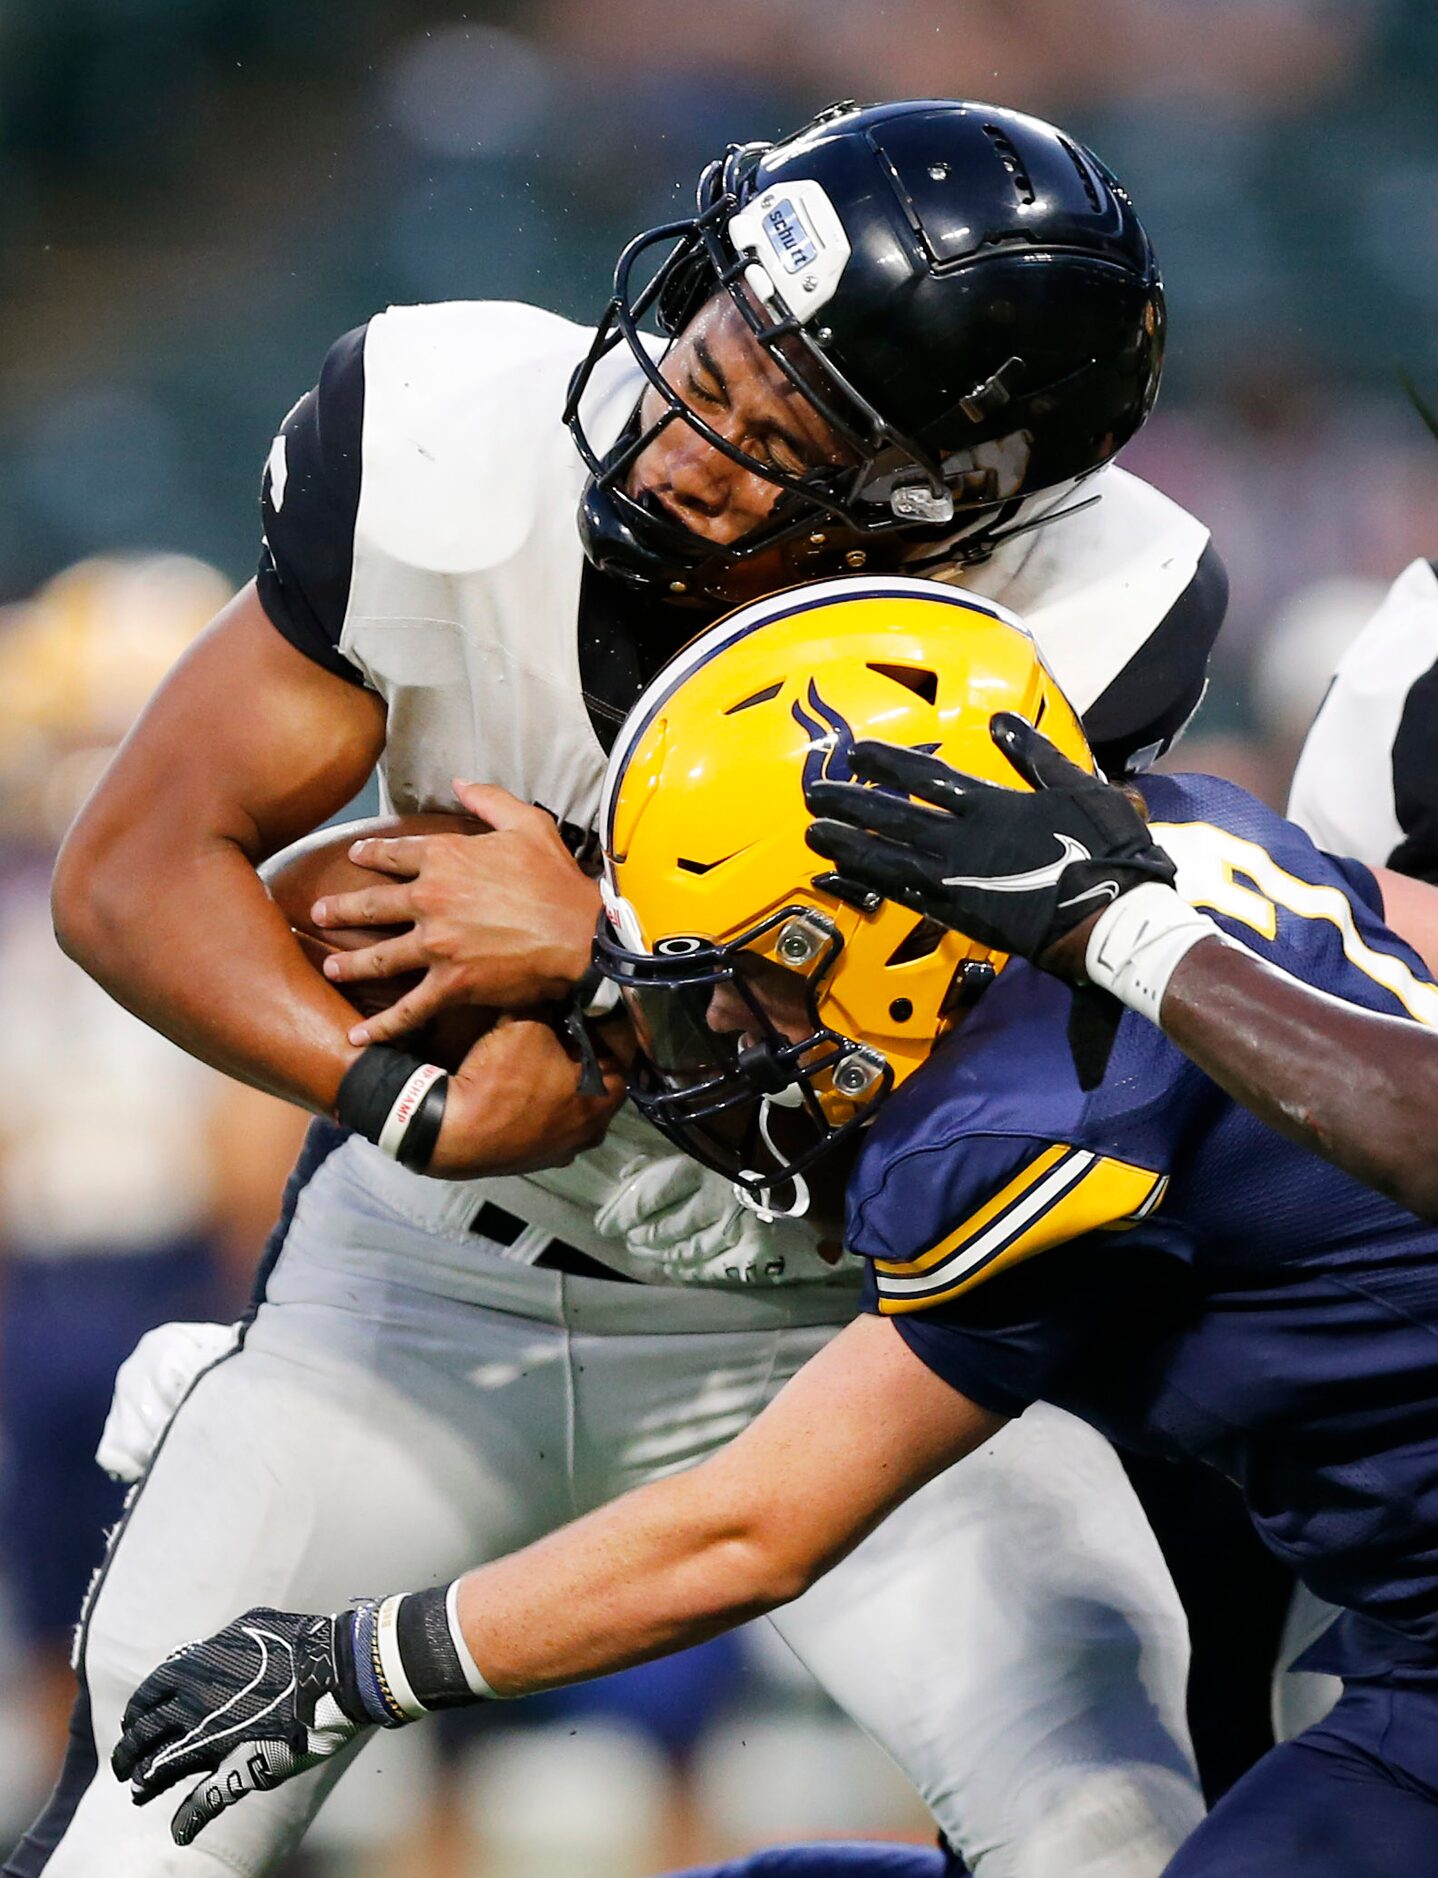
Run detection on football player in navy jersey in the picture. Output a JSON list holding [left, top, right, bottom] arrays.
[[806, 705, 1438, 1227], [30, 104, 1223, 1878], [112, 584, 1438, 1877]]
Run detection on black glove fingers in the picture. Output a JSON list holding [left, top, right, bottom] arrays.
[[805, 778, 957, 852], [804, 822, 936, 909], [1073, 785, 1160, 855], [112, 1698, 192, 1785], [989, 713, 1096, 795], [847, 740, 977, 812], [120, 1664, 181, 1733]]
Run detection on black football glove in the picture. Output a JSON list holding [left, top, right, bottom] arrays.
[[112, 1605, 386, 1846], [805, 712, 1177, 970]]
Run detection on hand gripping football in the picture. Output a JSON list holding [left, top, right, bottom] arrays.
[[261, 811, 495, 1067]]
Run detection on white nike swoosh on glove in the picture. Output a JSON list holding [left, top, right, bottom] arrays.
[[941, 832, 1091, 894]]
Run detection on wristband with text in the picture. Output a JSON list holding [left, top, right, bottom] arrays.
[[335, 1045, 448, 1172]]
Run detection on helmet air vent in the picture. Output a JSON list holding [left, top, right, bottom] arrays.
[[675, 844, 751, 875], [725, 681, 784, 715], [981, 125, 1036, 206], [866, 662, 937, 705], [1057, 137, 1105, 214], [886, 917, 946, 967]]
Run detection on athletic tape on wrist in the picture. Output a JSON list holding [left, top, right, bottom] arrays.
[[446, 1579, 503, 1699], [365, 1586, 501, 1714], [1084, 881, 1224, 1026], [336, 1046, 448, 1171]]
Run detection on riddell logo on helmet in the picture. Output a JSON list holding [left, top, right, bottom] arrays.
[[763, 198, 819, 273]]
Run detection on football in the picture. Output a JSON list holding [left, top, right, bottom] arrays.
[[262, 810, 497, 1067]]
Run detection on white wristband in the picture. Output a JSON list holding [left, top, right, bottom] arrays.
[[375, 1594, 430, 1721], [376, 1063, 446, 1161], [446, 1578, 505, 1699], [1084, 881, 1224, 1026]]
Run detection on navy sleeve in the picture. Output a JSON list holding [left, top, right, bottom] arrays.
[[1085, 541, 1229, 777], [878, 1231, 1193, 1419], [1325, 852, 1384, 917], [256, 323, 368, 686], [872, 1235, 1185, 1420]]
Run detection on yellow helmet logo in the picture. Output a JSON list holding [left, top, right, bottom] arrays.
[[598, 574, 1092, 1206]]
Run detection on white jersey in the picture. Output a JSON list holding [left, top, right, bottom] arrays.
[[256, 299, 1225, 1284], [1288, 557, 1438, 873]]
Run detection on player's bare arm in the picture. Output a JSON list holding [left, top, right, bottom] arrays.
[[809, 716, 1438, 1222], [51, 583, 386, 1111], [451, 1312, 998, 1692], [1143, 934, 1438, 1219], [112, 1312, 1002, 1844], [51, 583, 622, 1174], [317, 781, 604, 1047]]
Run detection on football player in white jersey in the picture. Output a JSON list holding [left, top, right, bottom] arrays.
[[1288, 557, 1438, 879], [21, 101, 1225, 1878]]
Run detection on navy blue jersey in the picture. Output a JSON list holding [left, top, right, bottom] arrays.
[[847, 772, 1438, 1672]]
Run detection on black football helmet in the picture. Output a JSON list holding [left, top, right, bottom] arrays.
[[567, 98, 1165, 607]]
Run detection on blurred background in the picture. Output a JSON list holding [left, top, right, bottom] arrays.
[[2, 0, 1438, 1870]]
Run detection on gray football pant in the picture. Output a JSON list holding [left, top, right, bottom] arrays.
[[10, 1142, 1201, 1878]]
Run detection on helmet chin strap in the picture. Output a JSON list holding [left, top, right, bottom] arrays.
[[733, 1097, 813, 1222]]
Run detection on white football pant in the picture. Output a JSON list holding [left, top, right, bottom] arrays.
[[8, 1136, 1201, 1878]]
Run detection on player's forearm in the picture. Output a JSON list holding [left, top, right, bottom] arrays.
[[451, 1467, 813, 1696], [51, 585, 388, 1115], [1159, 938, 1438, 1220], [447, 1315, 996, 1697], [53, 822, 362, 1113]]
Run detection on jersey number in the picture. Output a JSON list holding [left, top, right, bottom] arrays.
[[1153, 820, 1438, 1027]]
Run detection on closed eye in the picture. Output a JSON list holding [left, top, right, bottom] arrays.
[[685, 373, 724, 409], [753, 436, 806, 477]]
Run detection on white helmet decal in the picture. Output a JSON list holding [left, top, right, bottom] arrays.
[[728, 178, 852, 322]]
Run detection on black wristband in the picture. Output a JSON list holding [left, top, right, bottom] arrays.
[[394, 1586, 480, 1711], [336, 1045, 448, 1172]]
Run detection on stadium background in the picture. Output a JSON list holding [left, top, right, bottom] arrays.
[[1, 0, 1436, 1870]]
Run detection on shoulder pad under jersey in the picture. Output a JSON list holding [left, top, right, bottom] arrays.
[[959, 466, 1213, 717], [354, 300, 642, 577]]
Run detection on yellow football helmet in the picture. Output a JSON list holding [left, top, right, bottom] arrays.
[[596, 574, 1093, 1208]]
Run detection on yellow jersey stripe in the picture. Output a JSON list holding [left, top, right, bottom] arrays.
[[876, 1155, 1167, 1315], [873, 1143, 1075, 1279]]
